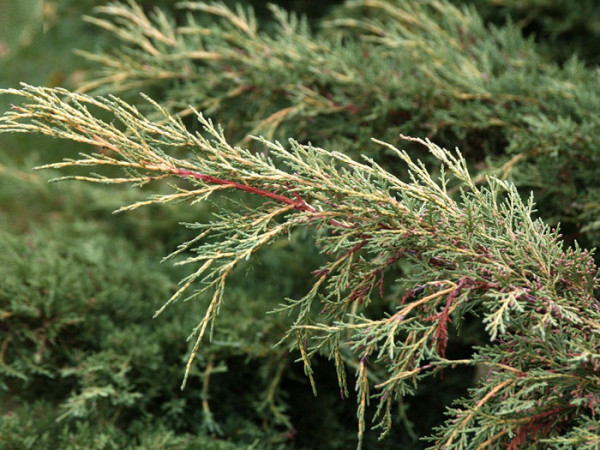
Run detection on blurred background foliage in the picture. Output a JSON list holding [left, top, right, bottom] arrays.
[[464, 0, 600, 65], [0, 0, 42, 59], [1, 0, 599, 448]]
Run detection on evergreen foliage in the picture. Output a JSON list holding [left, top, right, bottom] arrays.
[[461, 0, 600, 65], [2, 1, 600, 448], [73, 0, 600, 247]]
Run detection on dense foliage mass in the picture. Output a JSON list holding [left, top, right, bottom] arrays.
[[1, 1, 600, 448]]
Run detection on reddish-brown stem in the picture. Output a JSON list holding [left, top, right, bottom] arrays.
[[175, 168, 313, 211], [508, 406, 568, 450], [175, 168, 355, 229]]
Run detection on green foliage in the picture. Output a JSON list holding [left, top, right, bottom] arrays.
[[0, 219, 307, 448], [462, 0, 600, 65], [0, 0, 42, 58], [2, 1, 600, 448], [73, 0, 600, 249]]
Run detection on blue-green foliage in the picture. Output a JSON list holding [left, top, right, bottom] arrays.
[[2, 1, 600, 448]]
